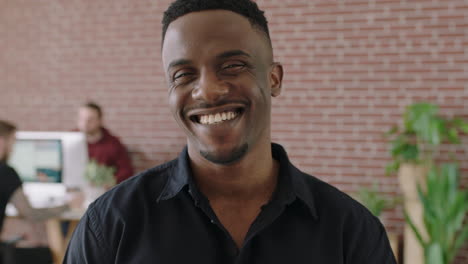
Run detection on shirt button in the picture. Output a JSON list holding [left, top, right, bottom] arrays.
[[210, 219, 216, 224]]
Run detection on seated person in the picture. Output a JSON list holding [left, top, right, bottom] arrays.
[[0, 120, 81, 237], [77, 102, 134, 184]]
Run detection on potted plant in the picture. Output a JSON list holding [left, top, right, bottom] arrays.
[[386, 102, 468, 264], [83, 160, 116, 206], [386, 103, 468, 175], [405, 163, 467, 264]]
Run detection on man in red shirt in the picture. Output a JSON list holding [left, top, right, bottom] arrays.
[[77, 102, 134, 184]]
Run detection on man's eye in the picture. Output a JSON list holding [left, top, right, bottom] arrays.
[[174, 72, 191, 79], [172, 71, 193, 84], [219, 63, 247, 77], [222, 63, 245, 71]]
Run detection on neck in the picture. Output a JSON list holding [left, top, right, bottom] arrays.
[[189, 141, 278, 202], [86, 128, 103, 144]]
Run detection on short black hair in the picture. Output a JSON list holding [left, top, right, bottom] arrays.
[[162, 0, 270, 44], [83, 101, 103, 118], [0, 120, 16, 138]]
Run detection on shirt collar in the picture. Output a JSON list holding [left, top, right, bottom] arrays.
[[271, 143, 318, 219], [156, 146, 191, 201], [157, 143, 318, 219]]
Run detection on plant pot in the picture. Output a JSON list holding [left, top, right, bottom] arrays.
[[398, 163, 428, 264]]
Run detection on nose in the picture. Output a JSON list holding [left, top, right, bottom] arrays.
[[192, 69, 229, 103]]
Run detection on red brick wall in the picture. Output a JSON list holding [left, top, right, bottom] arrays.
[[1, 0, 466, 262]]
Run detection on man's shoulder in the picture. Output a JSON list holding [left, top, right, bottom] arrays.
[[0, 163, 20, 180], [295, 172, 394, 262], [0, 162, 13, 173], [71, 158, 181, 260], [100, 127, 123, 144], [295, 170, 371, 220], [0, 162, 22, 192]]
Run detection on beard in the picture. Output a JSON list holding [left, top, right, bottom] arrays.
[[200, 143, 248, 165]]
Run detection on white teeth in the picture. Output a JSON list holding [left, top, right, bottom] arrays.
[[198, 111, 238, 125], [214, 113, 221, 122]]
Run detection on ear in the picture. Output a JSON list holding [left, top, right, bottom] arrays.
[[269, 62, 283, 97]]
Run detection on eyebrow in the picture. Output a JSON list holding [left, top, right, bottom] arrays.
[[167, 50, 251, 71], [168, 59, 193, 70], [216, 49, 251, 59]]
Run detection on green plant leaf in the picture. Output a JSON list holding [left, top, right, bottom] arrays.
[[356, 185, 387, 217], [385, 125, 399, 137], [406, 102, 438, 134], [428, 119, 443, 145], [84, 160, 116, 187], [447, 127, 460, 144], [401, 144, 419, 160], [418, 184, 437, 226], [385, 160, 400, 175], [452, 118, 468, 133], [447, 195, 467, 238], [461, 123, 468, 133], [404, 210, 427, 247], [426, 243, 444, 264], [414, 163, 467, 264], [451, 224, 468, 261]]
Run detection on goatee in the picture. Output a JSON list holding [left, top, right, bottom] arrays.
[[200, 144, 248, 165]]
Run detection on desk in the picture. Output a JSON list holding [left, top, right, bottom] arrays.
[[46, 209, 85, 264]]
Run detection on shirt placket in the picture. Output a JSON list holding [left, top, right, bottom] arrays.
[[187, 186, 240, 262]]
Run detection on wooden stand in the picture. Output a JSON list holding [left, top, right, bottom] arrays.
[[398, 164, 428, 264]]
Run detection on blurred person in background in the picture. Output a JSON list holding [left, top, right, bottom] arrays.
[[0, 120, 82, 237], [77, 102, 134, 184]]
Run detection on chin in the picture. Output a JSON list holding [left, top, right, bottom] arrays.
[[200, 143, 248, 165]]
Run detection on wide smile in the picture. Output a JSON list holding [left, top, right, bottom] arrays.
[[188, 105, 245, 126]]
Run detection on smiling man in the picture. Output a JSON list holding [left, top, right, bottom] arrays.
[[64, 0, 396, 263]]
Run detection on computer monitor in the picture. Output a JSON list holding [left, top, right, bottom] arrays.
[[7, 131, 88, 208], [9, 138, 63, 183]]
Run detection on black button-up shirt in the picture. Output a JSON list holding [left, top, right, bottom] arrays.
[[64, 143, 396, 263]]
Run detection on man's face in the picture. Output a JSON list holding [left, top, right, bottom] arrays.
[[162, 10, 282, 165], [77, 107, 102, 135]]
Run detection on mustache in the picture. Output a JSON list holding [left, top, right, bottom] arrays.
[[183, 99, 249, 113]]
